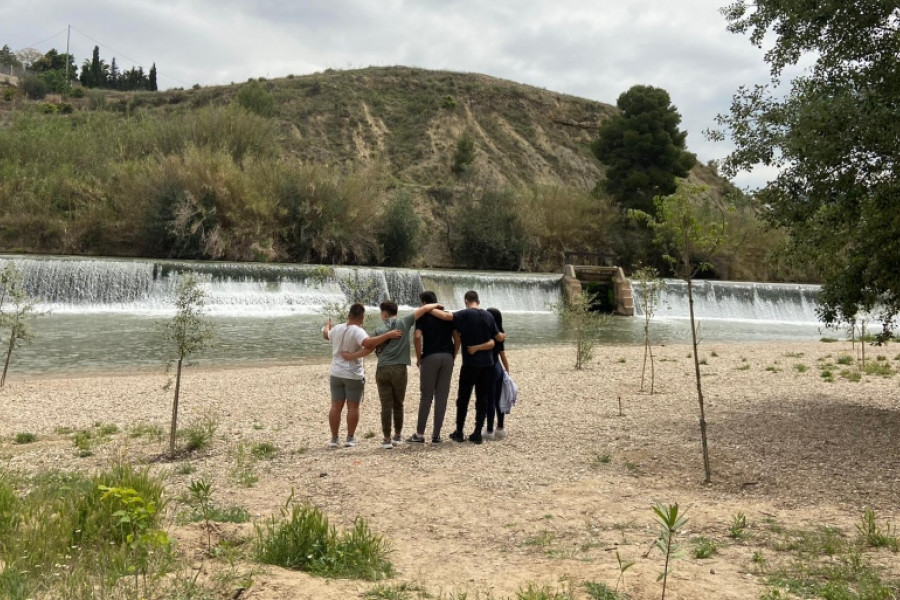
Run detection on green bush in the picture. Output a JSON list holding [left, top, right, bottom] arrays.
[[235, 80, 275, 117], [255, 502, 393, 580], [451, 189, 526, 270], [20, 75, 47, 99], [13, 432, 36, 444], [377, 191, 421, 266], [69, 86, 86, 98]]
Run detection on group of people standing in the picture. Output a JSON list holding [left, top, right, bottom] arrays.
[[322, 290, 509, 449]]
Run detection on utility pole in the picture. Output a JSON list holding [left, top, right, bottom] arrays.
[[64, 25, 71, 90]]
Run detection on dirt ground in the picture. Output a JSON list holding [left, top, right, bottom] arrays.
[[1, 339, 899, 599]]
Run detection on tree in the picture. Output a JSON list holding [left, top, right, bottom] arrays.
[[163, 274, 213, 457], [633, 266, 665, 394], [632, 182, 731, 483], [14, 48, 42, 69], [0, 264, 38, 387], [0, 45, 21, 70], [592, 85, 696, 215], [377, 191, 421, 266], [451, 130, 476, 176], [148, 63, 158, 92], [450, 189, 526, 270], [552, 291, 607, 370], [715, 1, 900, 327]]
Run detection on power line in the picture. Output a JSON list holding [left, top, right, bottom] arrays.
[[69, 25, 192, 87], [14, 28, 69, 54]]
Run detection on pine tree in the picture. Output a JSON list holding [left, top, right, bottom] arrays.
[[90, 46, 103, 88], [148, 63, 158, 91], [109, 57, 119, 89]]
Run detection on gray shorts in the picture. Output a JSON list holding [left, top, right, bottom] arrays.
[[330, 375, 365, 403]]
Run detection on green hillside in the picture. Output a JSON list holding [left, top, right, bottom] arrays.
[[0, 66, 783, 278]]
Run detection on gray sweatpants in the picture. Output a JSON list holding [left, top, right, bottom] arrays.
[[417, 352, 454, 438]]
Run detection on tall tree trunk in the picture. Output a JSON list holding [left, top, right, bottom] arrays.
[[1, 324, 16, 387], [688, 278, 712, 483], [649, 343, 656, 394], [169, 357, 183, 457], [640, 332, 649, 392]]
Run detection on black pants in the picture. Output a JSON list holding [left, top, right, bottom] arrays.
[[455, 364, 493, 434], [486, 360, 505, 432]]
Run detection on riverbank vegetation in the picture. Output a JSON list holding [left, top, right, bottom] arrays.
[[0, 66, 797, 280]]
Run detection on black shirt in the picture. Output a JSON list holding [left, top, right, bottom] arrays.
[[453, 308, 499, 367], [417, 313, 456, 359]]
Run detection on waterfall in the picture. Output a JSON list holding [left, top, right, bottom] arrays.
[[632, 278, 822, 324], [419, 270, 562, 312], [0, 255, 562, 315]]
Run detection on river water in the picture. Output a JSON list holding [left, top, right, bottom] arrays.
[[1, 255, 829, 375]]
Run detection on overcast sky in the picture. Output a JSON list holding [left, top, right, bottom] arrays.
[[1, 0, 779, 189]]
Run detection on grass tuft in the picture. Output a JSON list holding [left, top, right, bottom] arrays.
[[255, 500, 394, 580]]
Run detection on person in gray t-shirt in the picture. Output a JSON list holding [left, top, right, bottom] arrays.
[[343, 300, 443, 448]]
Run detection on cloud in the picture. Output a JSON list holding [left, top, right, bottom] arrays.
[[0, 0, 778, 186]]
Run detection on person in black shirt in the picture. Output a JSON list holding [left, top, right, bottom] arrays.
[[432, 290, 503, 444], [408, 291, 459, 443], [485, 307, 510, 440]]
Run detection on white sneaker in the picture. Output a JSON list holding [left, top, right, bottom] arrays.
[[391, 435, 404, 446], [381, 439, 394, 449], [483, 431, 495, 441], [495, 428, 507, 440], [344, 436, 357, 447], [328, 437, 339, 448]]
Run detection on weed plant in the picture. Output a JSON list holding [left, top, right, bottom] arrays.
[[251, 441, 279, 460], [255, 499, 394, 580], [729, 512, 748, 539], [0, 464, 175, 600], [13, 432, 35, 444], [856, 509, 900, 551], [693, 537, 718, 559], [178, 415, 218, 453]]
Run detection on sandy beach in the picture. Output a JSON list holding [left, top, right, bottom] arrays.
[[2, 339, 899, 599]]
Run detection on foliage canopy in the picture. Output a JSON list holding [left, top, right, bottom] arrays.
[[716, 1, 900, 325], [593, 85, 696, 214]]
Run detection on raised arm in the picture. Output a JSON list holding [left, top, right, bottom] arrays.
[[322, 318, 332, 341], [412, 302, 444, 320], [361, 328, 403, 349], [430, 309, 455, 322]]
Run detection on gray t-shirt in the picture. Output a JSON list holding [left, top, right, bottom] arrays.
[[374, 313, 416, 367]]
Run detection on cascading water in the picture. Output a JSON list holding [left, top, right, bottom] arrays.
[[631, 278, 823, 324], [0, 255, 563, 315]]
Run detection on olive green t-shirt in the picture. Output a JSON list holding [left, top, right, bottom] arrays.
[[374, 313, 416, 367]]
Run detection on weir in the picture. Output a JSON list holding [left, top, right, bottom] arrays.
[[0, 255, 563, 315], [632, 279, 823, 324]]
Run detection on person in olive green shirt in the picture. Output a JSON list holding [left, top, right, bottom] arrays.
[[344, 300, 442, 449]]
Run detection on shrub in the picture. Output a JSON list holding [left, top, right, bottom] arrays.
[[13, 432, 36, 444], [255, 501, 393, 580], [69, 86, 86, 98], [2, 87, 16, 101], [451, 189, 526, 270], [21, 75, 47, 99], [376, 191, 421, 266], [178, 415, 218, 453], [451, 130, 475, 175], [235, 80, 275, 117]]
